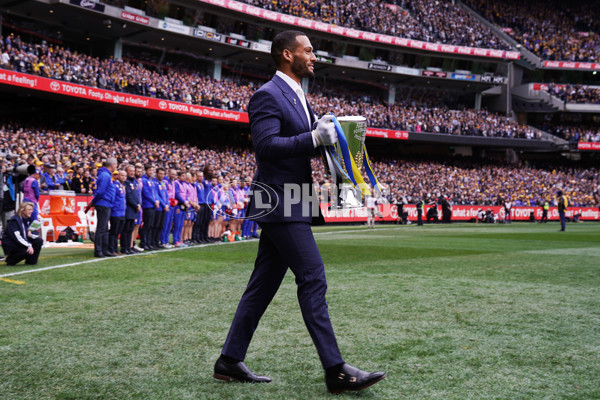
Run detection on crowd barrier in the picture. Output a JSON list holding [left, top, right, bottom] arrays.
[[37, 194, 598, 241], [321, 204, 600, 223]]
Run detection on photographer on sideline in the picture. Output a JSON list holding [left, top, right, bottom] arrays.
[[2, 201, 43, 266]]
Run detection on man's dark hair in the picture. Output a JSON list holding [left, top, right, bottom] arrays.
[[145, 164, 153, 171], [557, 190, 563, 196], [271, 30, 307, 67], [157, 167, 165, 174]]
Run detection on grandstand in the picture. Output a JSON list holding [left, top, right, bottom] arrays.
[[1, 2, 600, 399], [0, 0, 599, 209]]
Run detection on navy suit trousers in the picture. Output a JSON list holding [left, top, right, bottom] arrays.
[[222, 222, 344, 369], [94, 205, 111, 256]]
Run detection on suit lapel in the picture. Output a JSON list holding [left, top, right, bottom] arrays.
[[272, 75, 310, 132], [306, 100, 316, 129]]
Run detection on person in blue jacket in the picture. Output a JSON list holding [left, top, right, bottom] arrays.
[[152, 168, 169, 249], [140, 164, 158, 250], [84, 158, 117, 257], [123, 165, 142, 254], [55, 166, 67, 190], [108, 170, 127, 255], [42, 164, 59, 192]]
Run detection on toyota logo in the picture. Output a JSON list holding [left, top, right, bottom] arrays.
[[158, 101, 168, 110], [50, 81, 60, 91]]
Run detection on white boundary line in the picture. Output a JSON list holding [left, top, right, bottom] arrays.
[[0, 239, 248, 278], [0, 225, 406, 278]]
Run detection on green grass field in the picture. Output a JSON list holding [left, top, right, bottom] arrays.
[[1, 223, 599, 400]]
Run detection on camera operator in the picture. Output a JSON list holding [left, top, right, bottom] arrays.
[[1, 157, 18, 229]]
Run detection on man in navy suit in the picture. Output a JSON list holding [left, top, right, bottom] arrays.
[[123, 165, 141, 254], [214, 30, 385, 394]]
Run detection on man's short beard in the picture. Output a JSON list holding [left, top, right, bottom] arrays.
[[291, 56, 314, 78]]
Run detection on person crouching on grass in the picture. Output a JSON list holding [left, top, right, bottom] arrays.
[[2, 201, 43, 266]]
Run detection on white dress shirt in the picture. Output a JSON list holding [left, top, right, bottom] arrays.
[[275, 70, 313, 130]]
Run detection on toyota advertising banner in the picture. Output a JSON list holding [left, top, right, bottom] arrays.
[[365, 128, 409, 140], [197, 0, 520, 61], [0, 69, 249, 123], [577, 142, 600, 151]]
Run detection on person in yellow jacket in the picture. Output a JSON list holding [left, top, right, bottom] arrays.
[[557, 190, 568, 231], [540, 200, 549, 223]]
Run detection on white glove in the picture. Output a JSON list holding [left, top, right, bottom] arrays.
[[311, 114, 338, 147]]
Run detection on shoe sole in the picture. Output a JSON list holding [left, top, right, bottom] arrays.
[[327, 374, 386, 394], [213, 373, 271, 383], [213, 373, 241, 382]]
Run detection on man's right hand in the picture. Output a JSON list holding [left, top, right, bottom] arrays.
[[311, 115, 338, 147]]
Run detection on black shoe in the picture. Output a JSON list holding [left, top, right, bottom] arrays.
[[94, 253, 106, 258], [325, 363, 385, 394], [213, 357, 272, 383], [104, 252, 117, 257]]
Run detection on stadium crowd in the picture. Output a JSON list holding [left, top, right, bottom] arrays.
[[1, 122, 597, 212], [308, 92, 541, 139], [0, 33, 253, 110], [537, 123, 600, 143], [310, 156, 599, 209], [0, 32, 541, 140], [240, 0, 510, 50], [545, 84, 600, 105], [102, 0, 510, 50], [464, 0, 600, 62]]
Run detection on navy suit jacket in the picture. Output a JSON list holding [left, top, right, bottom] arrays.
[[124, 177, 141, 220], [246, 74, 323, 224]]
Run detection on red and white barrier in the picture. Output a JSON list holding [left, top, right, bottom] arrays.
[[321, 204, 600, 223]]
